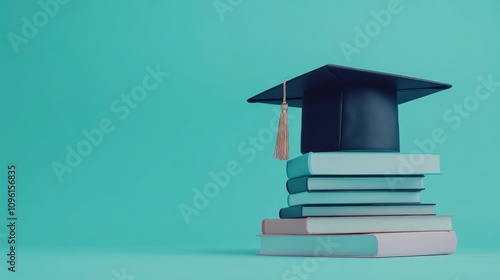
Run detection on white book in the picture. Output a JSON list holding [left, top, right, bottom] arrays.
[[287, 152, 440, 178], [259, 231, 457, 258]]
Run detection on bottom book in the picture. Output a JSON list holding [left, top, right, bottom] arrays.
[[259, 231, 457, 258]]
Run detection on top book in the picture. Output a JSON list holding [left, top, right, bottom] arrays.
[[287, 153, 440, 179]]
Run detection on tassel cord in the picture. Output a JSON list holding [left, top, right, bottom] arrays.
[[273, 80, 290, 160]]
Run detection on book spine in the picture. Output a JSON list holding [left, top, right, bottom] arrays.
[[287, 153, 312, 178], [279, 206, 303, 218], [286, 177, 309, 194]]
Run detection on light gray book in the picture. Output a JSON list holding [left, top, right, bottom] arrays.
[[259, 231, 456, 258]]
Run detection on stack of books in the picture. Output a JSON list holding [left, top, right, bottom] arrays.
[[259, 152, 457, 258]]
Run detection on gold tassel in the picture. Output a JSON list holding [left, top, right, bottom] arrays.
[[273, 80, 289, 160]]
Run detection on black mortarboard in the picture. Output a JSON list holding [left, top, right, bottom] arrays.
[[247, 64, 452, 156]]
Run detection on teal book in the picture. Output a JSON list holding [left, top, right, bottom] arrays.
[[286, 175, 424, 194], [279, 203, 436, 218], [286, 153, 440, 179], [287, 190, 422, 206]]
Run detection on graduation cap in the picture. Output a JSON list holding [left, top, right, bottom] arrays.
[[247, 64, 452, 160]]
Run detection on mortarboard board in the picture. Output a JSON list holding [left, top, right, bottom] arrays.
[[247, 64, 452, 158]]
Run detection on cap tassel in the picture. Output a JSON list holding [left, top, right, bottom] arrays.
[[273, 80, 289, 160]]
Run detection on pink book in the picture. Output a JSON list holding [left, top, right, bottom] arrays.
[[262, 215, 452, 235]]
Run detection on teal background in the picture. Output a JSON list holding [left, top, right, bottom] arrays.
[[1, 0, 499, 279]]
